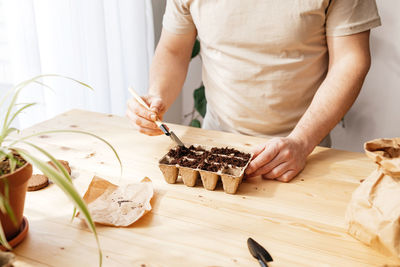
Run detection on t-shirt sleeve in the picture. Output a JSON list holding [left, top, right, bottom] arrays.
[[162, 0, 196, 34], [326, 0, 381, 36]]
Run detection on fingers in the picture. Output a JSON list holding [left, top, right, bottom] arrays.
[[275, 170, 298, 183], [129, 112, 159, 130], [251, 143, 266, 160], [148, 97, 164, 116], [143, 96, 165, 121], [245, 137, 307, 183], [245, 142, 279, 175], [261, 170, 297, 182], [126, 108, 157, 129], [261, 162, 291, 179], [247, 157, 287, 178], [127, 98, 158, 122], [126, 95, 167, 136], [126, 108, 163, 136], [137, 127, 164, 136]]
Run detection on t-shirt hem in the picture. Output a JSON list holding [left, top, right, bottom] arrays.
[[326, 17, 381, 37]]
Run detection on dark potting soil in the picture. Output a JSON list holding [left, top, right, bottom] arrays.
[[167, 158, 178, 165], [185, 150, 203, 159], [211, 147, 240, 156], [187, 151, 210, 162], [207, 154, 248, 167], [178, 157, 202, 168], [167, 145, 190, 159], [210, 147, 250, 160], [165, 145, 251, 172], [239, 153, 251, 161], [198, 161, 221, 172], [0, 152, 27, 176]]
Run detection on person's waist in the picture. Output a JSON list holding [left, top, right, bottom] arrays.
[[205, 103, 296, 137]]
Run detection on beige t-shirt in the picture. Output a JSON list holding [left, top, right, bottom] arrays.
[[163, 0, 381, 137]]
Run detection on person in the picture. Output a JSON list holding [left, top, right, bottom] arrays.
[[127, 0, 381, 182]]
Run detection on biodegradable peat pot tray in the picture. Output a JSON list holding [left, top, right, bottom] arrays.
[[159, 145, 252, 194]]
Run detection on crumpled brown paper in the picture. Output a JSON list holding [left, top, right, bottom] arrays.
[[78, 176, 153, 227], [345, 138, 400, 258]]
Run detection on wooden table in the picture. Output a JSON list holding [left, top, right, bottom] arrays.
[[11, 110, 400, 267]]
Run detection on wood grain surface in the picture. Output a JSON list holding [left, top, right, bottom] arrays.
[[10, 110, 400, 267]]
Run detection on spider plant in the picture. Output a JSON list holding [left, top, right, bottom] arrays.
[[0, 74, 122, 266]]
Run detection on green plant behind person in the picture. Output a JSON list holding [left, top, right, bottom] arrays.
[[185, 39, 207, 128], [0, 74, 122, 266]]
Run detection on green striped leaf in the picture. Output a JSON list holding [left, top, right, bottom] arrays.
[[16, 148, 103, 266]]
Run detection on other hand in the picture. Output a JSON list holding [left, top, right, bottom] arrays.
[[126, 95, 166, 136], [245, 137, 309, 182]]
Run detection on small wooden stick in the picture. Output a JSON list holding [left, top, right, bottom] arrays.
[[128, 87, 151, 110]]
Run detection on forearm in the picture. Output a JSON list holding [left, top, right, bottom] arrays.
[[289, 49, 371, 154], [148, 30, 195, 110]]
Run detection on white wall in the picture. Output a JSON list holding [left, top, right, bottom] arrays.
[[154, 1, 400, 153], [331, 0, 400, 152]]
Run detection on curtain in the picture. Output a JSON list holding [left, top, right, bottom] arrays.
[[2, 0, 154, 129]]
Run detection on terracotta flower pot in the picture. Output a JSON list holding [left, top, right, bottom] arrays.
[[0, 162, 32, 241]]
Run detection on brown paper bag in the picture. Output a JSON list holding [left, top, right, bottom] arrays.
[[345, 138, 400, 258], [78, 176, 154, 227]]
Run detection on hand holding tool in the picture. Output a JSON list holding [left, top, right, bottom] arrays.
[[128, 87, 185, 147]]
